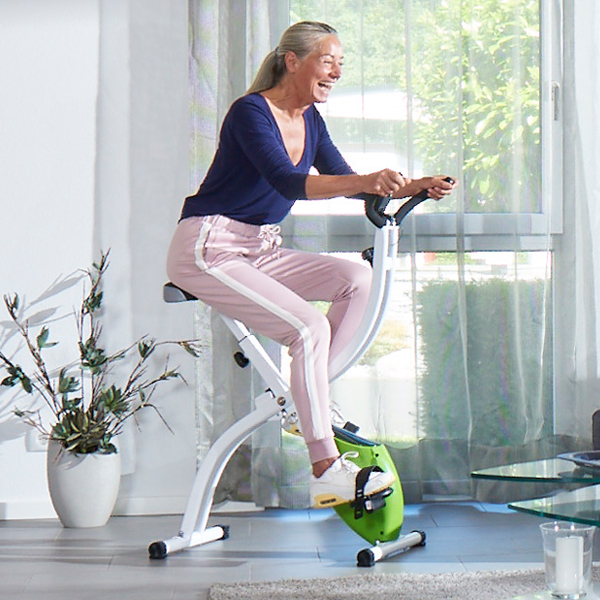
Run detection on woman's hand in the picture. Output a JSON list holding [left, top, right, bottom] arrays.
[[361, 169, 412, 197], [397, 175, 457, 200]]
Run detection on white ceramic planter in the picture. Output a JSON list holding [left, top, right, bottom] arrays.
[[46, 440, 121, 528]]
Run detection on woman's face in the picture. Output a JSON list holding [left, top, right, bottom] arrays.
[[290, 34, 344, 104]]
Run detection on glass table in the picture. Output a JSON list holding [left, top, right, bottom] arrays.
[[472, 458, 600, 526], [511, 585, 600, 599], [472, 458, 600, 485], [473, 459, 600, 598], [508, 484, 600, 526]]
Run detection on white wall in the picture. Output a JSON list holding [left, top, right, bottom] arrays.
[[0, 0, 99, 519], [0, 0, 98, 282], [0, 0, 196, 519]]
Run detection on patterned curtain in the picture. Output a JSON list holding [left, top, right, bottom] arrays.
[[188, 0, 598, 507]]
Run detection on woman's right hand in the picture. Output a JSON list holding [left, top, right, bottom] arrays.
[[413, 176, 457, 200], [361, 169, 411, 197]]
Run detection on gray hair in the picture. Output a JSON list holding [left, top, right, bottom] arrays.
[[246, 21, 338, 95]]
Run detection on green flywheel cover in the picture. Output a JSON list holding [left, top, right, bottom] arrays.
[[333, 426, 404, 545]]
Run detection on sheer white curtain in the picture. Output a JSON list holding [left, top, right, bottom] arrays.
[[188, 0, 291, 504], [554, 1, 600, 444], [189, 0, 600, 508], [286, 0, 557, 504]]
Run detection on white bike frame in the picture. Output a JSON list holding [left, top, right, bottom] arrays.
[[149, 194, 431, 564]]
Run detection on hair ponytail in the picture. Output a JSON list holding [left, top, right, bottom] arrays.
[[246, 49, 286, 95], [246, 21, 338, 95]]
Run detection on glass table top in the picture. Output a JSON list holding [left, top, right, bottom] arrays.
[[471, 458, 600, 484], [511, 584, 600, 599], [509, 484, 600, 527]]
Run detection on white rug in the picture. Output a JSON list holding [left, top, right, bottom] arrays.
[[208, 569, 550, 600]]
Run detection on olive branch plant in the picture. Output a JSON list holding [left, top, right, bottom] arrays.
[[0, 251, 201, 455]]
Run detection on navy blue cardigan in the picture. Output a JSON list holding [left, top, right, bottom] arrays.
[[180, 93, 355, 225]]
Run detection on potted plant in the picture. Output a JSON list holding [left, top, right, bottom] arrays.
[[0, 251, 200, 527]]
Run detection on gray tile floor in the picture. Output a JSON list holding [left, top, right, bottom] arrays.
[[0, 501, 553, 600]]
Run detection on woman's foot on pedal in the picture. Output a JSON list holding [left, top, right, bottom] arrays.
[[309, 451, 395, 508]]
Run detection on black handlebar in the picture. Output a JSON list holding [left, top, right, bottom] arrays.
[[364, 176, 454, 228], [364, 195, 392, 228]]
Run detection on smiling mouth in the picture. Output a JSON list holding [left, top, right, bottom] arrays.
[[318, 82, 334, 91]]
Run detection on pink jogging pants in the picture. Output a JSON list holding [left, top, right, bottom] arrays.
[[166, 215, 372, 464]]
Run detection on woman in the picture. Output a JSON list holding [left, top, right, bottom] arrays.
[[167, 21, 455, 508]]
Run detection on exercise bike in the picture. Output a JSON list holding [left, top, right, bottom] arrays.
[[149, 184, 448, 566]]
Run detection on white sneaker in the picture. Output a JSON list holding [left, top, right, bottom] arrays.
[[310, 451, 395, 508]]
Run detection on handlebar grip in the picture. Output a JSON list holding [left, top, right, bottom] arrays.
[[394, 176, 454, 226], [364, 194, 392, 228], [364, 176, 454, 228]]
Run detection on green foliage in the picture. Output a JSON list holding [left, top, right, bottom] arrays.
[[291, 0, 541, 214], [416, 277, 553, 446], [0, 251, 202, 455], [411, 0, 541, 213], [1, 364, 32, 393]]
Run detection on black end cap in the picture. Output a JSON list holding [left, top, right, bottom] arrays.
[[148, 541, 168, 560], [234, 352, 250, 368], [411, 530, 427, 546], [357, 548, 376, 567]]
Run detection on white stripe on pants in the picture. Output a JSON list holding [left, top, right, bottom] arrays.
[[166, 215, 372, 464]]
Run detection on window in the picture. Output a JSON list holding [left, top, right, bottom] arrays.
[[282, 1, 559, 500], [286, 0, 562, 252]]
